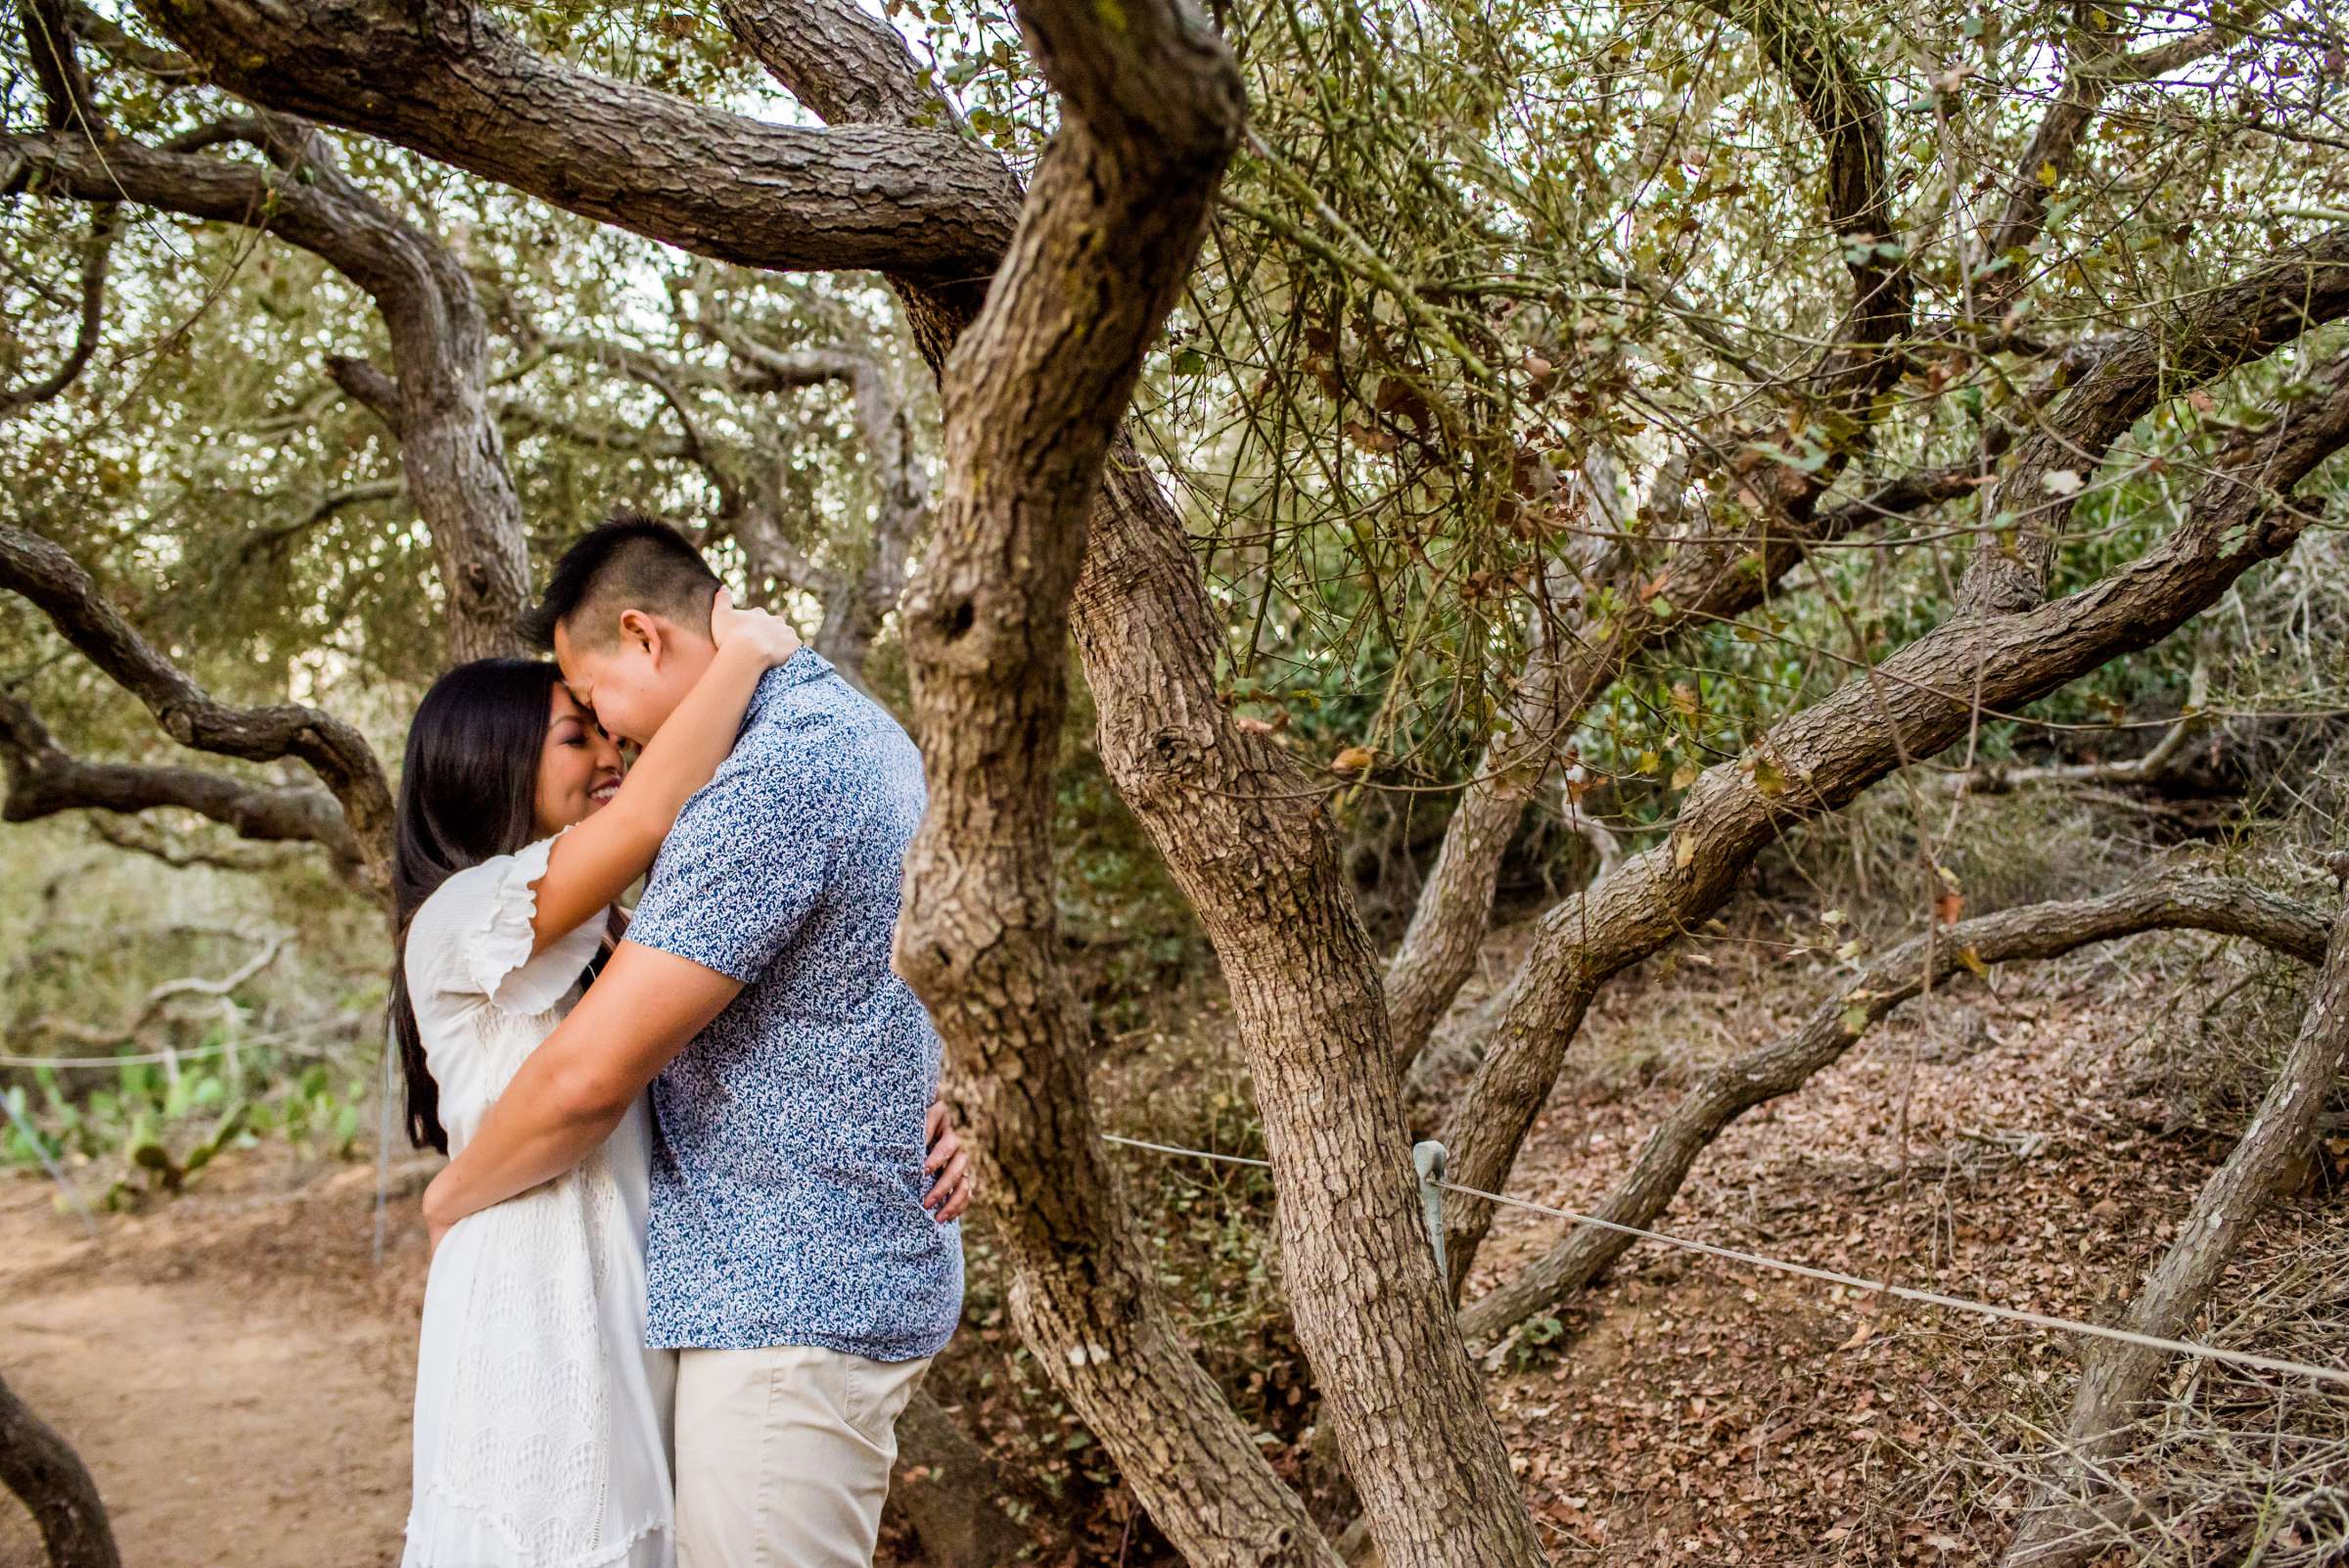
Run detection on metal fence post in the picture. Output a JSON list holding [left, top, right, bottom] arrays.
[[1411, 1139, 1448, 1279]]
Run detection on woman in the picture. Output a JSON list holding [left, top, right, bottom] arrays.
[[390, 594, 798, 1568]]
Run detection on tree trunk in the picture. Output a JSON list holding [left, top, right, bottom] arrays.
[[891, 3, 1348, 1564], [733, 4, 1554, 1559], [1457, 876, 2334, 1347], [885, 1390, 1032, 1566], [1999, 872, 2349, 1568], [0, 1372, 119, 1568]]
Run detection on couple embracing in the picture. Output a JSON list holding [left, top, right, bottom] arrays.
[[388, 515, 969, 1568]]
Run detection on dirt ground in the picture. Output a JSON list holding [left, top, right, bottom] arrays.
[[0, 1157, 427, 1568], [3, 929, 2343, 1566]]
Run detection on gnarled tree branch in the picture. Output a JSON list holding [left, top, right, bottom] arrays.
[[0, 201, 116, 418], [130, 0, 1017, 286], [1458, 873, 2333, 1347], [1434, 337, 2349, 1295], [697, 316, 931, 685], [0, 522, 391, 897], [0, 688, 361, 868], [1958, 225, 2349, 616], [0, 1370, 119, 1568], [2002, 866, 2349, 1568]]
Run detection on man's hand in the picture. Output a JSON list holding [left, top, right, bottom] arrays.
[[923, 1100, 973, 1222]]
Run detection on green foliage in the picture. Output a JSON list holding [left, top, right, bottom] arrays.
[[5, 1044, 373, 1212]]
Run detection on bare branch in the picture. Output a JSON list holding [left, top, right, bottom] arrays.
[[1980, 6, 2273, 272], [1383, 449, 1994, 1065], [324, 355, 401, 435], [1958, 225, 2349, 616], [696, 315, 933, 681], [19, 0, 99, 129], [1385, 0, 1932, 1063], [1458, 872, 2333, 1346], [0, 202, 117, 418], [495, 400, 691, 460], [88, 813, 307, 874], [0, 523, 391, 895], [1697, 0, 1908, 401], [24, 932, 288, 1049], [2003, 875, 2349, 1568], [1950, 663, 2213, 796], [0, 687, 363, 867], [56, 0, 193, 78]]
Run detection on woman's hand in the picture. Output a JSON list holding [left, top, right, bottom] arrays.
[[708, 588, 804, 668], [923, 1101, 974, 1222]]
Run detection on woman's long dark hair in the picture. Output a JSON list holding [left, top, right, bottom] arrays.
[[390, 658, 565, 1154]]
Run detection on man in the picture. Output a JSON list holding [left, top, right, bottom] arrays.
[[422, 514, 967, 1567]]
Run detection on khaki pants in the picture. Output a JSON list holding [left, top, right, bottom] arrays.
[[673, 1345, 930, 1568]]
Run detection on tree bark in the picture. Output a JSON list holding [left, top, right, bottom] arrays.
[[1957, 226, 2349, 617], [2000, 867, 2349, 1568], [130, 0, 1016, 285], [0, 196, 115, 418], [1456, 875, 2334, 1347], [0, 1371, 120, 1568], [1435, 332, 2349, 1296], [890, 2, 1347, 1564], [0, 522, 392, 898]]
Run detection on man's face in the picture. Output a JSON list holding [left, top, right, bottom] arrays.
[[553, 612, 703, 748]]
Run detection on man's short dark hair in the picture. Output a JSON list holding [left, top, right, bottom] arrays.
[[522, 511, 722, 651]]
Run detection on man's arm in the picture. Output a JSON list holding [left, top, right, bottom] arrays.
[[421, 940, 740, 1242]]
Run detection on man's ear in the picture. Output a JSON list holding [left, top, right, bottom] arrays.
[[617, 608, 663, 665]]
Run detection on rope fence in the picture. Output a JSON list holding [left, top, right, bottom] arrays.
[[12, 1084, 2342, 1390], [1103, 1132, 2349, 1390], [0, 1015, 367, 1071]]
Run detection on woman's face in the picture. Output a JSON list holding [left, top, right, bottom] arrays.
[[532, 684, 624, 837]]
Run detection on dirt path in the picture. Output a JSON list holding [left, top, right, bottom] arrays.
[[3, 937, 2341, 1567], [0, 1159, 422, 1568]]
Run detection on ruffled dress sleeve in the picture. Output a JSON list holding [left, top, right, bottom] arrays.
[[420, 831, 611, 1016]]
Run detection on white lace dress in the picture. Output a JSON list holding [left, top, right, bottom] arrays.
[[400, 834, 675, 1568]]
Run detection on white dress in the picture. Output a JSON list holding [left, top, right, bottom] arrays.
[[400, 833, 676, 1568]]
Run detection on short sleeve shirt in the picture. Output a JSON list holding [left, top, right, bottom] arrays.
[[624, 650, 963, 1360]]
